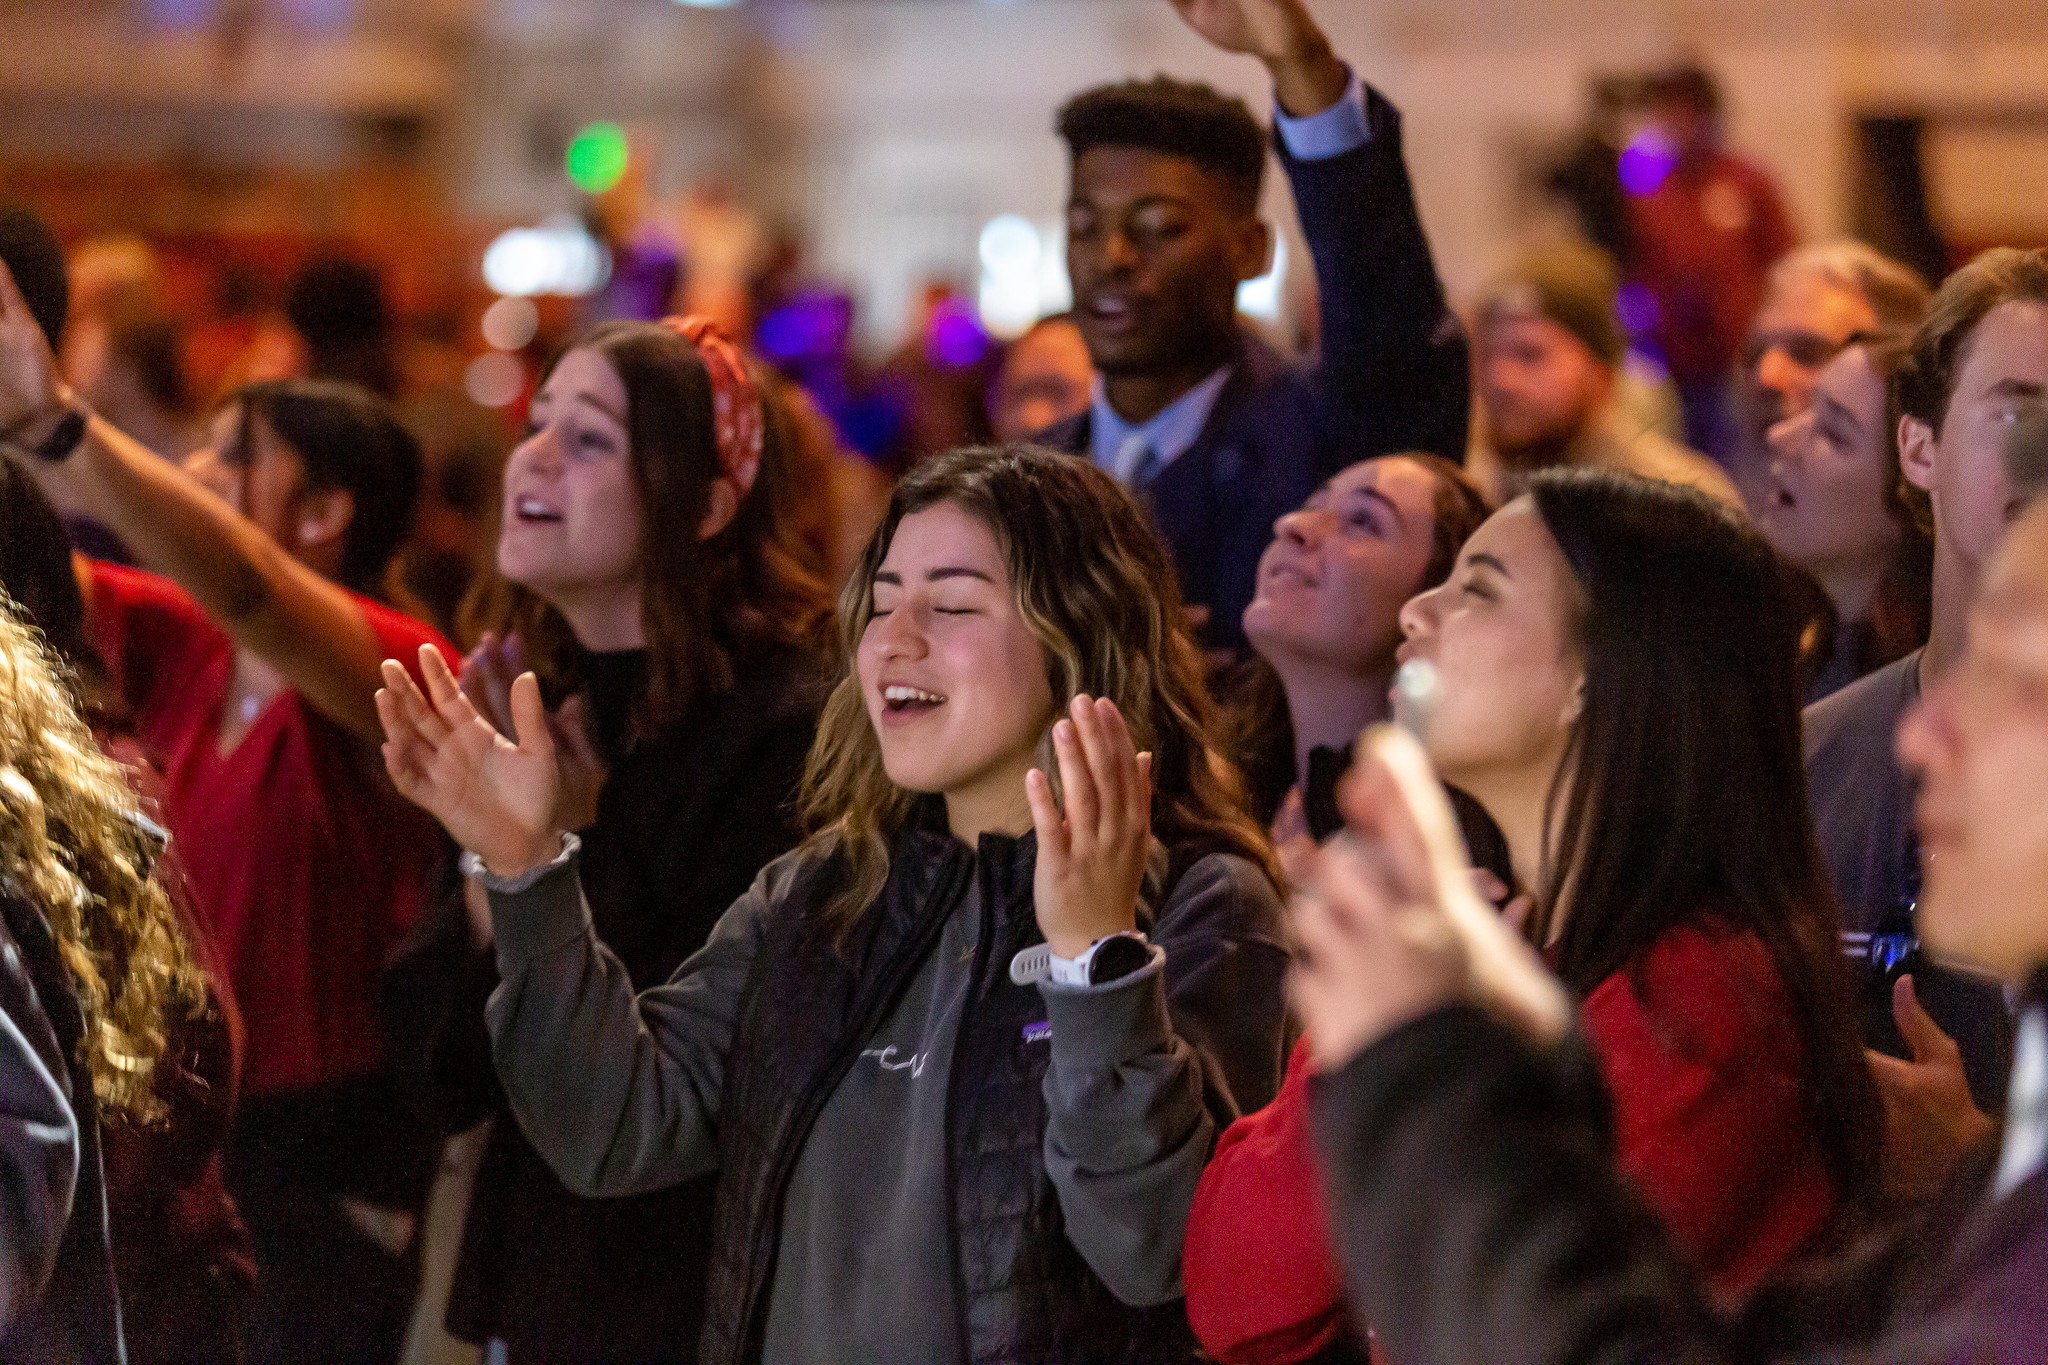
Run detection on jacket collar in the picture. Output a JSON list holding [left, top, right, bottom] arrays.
[[897, 793, 1172, 932]]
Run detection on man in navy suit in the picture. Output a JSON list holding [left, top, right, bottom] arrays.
[[1037, 0, 1469, 654]]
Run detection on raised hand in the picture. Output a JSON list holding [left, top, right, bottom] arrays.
[[377, 643, 562, 877], [1025, 695, 1155, 960], [461, 631, 607, 834], [0, 258, 67, 436], [1290, 726, 1570, 1072], [1869, 974, 1995, 1205], [1166, 0, 1346, 115]]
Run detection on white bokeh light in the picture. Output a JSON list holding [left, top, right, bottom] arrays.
[[482, 215, 611, 298], [481, 295, 540, 351], [464, 351, 528, 408]]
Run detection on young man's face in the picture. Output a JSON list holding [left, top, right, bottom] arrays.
[[1901, 298, 2048, 587], [1064, 146, 1268, 381]]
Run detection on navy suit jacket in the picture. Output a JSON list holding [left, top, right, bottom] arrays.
[[1038, 87, 1469, 655]]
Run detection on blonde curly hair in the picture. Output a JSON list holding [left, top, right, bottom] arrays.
[[0, 601, 203, 1124]]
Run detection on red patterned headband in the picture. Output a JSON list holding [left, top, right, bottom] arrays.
[[660, 314, 764, 498]]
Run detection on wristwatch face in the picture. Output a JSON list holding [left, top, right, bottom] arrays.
[[34, 409, 86, 463], [1088, 933, 1151, 985]]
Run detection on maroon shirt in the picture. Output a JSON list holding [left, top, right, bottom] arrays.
[[1630, 151, 1797, 383], [89, 560, 451, 1096]]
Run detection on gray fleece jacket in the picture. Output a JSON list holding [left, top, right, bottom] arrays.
[[479, 834, 1289, 1363]]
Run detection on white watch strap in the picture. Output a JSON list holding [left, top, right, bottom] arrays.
[[1010, 931, 1148, 988]]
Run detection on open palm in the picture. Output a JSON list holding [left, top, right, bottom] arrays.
[[378, 644, 561, 876], [1168, 0, 1316, 61]]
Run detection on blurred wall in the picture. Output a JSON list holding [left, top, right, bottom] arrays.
[[5, 0, 2048, 351]]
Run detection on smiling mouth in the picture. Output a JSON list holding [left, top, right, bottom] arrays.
[[882, 685, 948, 715], [514, 497, 563, 524], [1084, 293, 1142, 329]]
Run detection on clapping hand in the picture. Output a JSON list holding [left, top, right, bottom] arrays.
[[1026, 695, 1155, 960], [1289, 726, 1571, 1072], [462, 631, 607, 835], [377, 644, 562, 878]]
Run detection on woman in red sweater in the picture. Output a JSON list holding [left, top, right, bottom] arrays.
[[1185, 469, 1879, 1364]]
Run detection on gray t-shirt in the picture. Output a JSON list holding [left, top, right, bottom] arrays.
[[761, 878, 978, 1365], [1805, 649, 2014, 1109]]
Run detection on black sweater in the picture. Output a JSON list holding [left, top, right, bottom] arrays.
[[383, 642, 827, 1364]]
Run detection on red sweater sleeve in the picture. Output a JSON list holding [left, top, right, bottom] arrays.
[[1582, 923, 1837, 1293], [1184, 1037, 1351, 1365]]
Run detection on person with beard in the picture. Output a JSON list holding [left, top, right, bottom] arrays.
[[1036, 0, 1469, 656], [1468, 239, 1740, 510]]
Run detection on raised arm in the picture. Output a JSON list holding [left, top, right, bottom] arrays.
[[0, 260, 398, 745], [1170, 0, 1471, 465], [1027, 697, 1290, 1306], [376, 645, 751, 1196]]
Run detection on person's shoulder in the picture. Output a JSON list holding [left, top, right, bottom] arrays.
[[1804, 650, 1920, 765], [1026, 409, 1090, 456], [733, 640, 835, 720], [1621, 424, 1744, 510], [1715, 151, 1786, 195], [88, 560, 221, 660], [353, 592, 455, 664], [1154, 845, 1286, 945], [90, 559, 202, 619], [1590, 919, 1795, 1067]]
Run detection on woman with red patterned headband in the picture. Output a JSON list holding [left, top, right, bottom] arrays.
[[381, 318, 835, 1363]]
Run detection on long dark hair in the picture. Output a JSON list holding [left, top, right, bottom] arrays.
[[1528, 468, 1879, 1215], [463, 320, 832, 732], [801, 444, 1280, 925], [230, 378, 423, 600]]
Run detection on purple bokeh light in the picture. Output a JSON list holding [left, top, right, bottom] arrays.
[[926, 298, 990, 369], [1616, 281, 1660, 335], [1618, 129, 1679, 197]]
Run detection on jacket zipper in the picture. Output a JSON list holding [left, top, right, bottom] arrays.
[[730, 846, 974, 1362], [942, 858, 1005, 1361]]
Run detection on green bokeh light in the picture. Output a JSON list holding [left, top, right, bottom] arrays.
[[566, 121, 630, 195]]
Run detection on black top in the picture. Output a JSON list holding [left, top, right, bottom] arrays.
[[383, 640, 828, 1363]]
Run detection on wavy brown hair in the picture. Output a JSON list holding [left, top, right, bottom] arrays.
[[0, 602, 204, 1124], [800, 444, 1280, 925], [461, 321, 831, 729]]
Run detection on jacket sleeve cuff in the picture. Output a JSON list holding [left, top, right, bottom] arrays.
[[1038, 946, 1172, 1071], [1274, 67, 1373, 161], [472, 835, 596, 968]]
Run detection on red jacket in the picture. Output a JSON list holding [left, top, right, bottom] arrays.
[[1183, 921, 1839, 1363]]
